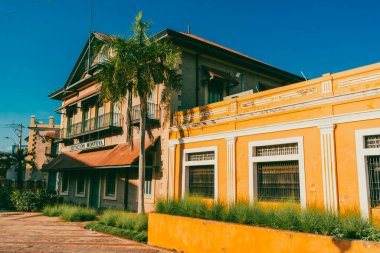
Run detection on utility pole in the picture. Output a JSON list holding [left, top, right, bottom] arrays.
[[18, 123, 22, 150]]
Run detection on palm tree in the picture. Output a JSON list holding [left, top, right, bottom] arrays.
[[96, 11, 182, 213], [0, 149, 35, 188]]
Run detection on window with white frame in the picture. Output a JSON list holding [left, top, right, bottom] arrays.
[[76, 174, 86, 197], [60, 172, 69, 195], [356, 129, 380, 218], [182, 147, 217, 200], [144, 166, 153, 196], [249, 138, 305, 206]]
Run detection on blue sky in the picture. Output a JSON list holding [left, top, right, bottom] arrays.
[[0, 0, 379, 151]]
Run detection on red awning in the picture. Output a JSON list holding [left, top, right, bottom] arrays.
[[205, 67, 239, 85], [42, 137, 159, 172], [55, 87, 100, 112]]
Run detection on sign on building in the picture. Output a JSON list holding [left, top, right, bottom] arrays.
[[70, 139, 105, 152]]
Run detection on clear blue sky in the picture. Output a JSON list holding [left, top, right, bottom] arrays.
[[0, 0, 379, 151]]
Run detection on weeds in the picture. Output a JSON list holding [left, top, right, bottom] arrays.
[[156, 198, 380, 242], [42, 204, 97, 221]]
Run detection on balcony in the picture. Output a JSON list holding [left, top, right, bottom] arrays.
[[58, 112, 123, 140], [132, 102, 161, 124]]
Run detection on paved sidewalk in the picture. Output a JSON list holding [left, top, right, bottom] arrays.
[[0, 212, 172, 253]]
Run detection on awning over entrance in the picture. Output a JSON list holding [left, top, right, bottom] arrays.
[[204, 66, 239, 85], [42, 137, 159, 172]]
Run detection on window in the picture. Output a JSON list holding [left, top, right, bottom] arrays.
[[47, 172, 57, 192], [189, 165, 214, 198], [144, 167, 153, 196], [76, 174, 85, 196], [257, 161, 300, 201], [60, 172, 69, 194], [82, 106, 90, 132], [96, 104, 104, 128], [355, 129, 380, 218], [249, 137, 306, 207], [182, 147, 217, 201], [208, 79, 225, 103], [365, 134, 380, 207], [105, 171, 117, 198]]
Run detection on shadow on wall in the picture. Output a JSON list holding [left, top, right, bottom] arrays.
[[333, 238, 351, 253], [177, 104, 211, 139]]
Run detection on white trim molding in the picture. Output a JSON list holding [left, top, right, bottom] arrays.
[[319, 124, 338, 212], [355, 127, 380, 219], [182, 146, 218, 202], [226, 137, 236, 204], [169, 109, 380, 146], [168, 143, 176, 199], [248, 137, 306, 209]]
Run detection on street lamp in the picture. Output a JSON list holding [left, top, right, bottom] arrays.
[[2, 137, 17, 153]]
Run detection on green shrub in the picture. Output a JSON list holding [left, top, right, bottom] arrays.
[[100, 210, 148, 232], [42, 204, 97, 221], [155, 198, 380, 242], [0, 185, 14, 209], [85, 222, 147, 243], [11, 189, 60, 212]]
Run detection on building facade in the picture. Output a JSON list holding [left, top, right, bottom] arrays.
[[168, 62, 380, 224], [44, 30, 301, 212], [26, 115, 59, 188]]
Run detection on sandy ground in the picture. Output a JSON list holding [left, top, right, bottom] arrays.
[[0, 212, 173, 253]]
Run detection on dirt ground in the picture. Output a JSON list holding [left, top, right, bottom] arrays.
[[0, 212, 172, 253]]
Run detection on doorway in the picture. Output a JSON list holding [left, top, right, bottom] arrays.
[[89, 174, 100, 208]]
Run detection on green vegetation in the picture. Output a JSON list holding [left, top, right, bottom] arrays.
[[10, 189, 60, 212], [156, 198, 380, 242], [88, 210, 148, 242], [42, 204, 96, 221]]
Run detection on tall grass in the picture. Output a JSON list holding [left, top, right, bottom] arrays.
[[42, 204, 97, 221], [156, 198, 380, 242], [93, 209, 148, 242]]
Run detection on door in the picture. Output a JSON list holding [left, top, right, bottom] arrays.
[[124, 171, 129, 210], [89, 174, 100, 208]]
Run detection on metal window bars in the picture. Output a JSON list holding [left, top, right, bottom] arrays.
[[187, 151, 215, 161], [367, 156, 380, 207], [257, 161, 300, 202], [365, 135, 380, 149], [189, 165, 214, 198], [256, 143, 298, 157]]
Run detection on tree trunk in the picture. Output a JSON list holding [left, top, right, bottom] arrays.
[[17, 161, 22, 189], [137, 98, 146, 214]]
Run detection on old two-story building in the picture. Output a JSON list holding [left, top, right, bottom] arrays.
[[26, 116, 60, 188], [168, 62, 380, 224], [43, 29, 302, 211]]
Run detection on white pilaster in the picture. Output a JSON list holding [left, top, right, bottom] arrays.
[[168, 143, 175, 199], [226, 137, 236, 203], [319, 124, 338, 211]]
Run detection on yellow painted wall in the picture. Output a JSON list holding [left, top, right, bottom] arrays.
[[169, 62, 380, 221], [148, 213, 380, 253]]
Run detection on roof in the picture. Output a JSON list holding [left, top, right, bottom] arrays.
[[49, 29, 303, 100], [42, 136, 159, 172]]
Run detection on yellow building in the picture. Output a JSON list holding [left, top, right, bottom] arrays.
[[168, 62, 380, 223]]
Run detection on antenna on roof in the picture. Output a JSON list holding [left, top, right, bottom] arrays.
[[187, 25, 191, 34], [300, 71, 308, 81], [85, 0, 94, 78]]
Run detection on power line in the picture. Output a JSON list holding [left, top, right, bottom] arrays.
[[0, 0, 54, 19]]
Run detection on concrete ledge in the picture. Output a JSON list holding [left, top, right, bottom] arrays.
[[148, 213, 380, 253]]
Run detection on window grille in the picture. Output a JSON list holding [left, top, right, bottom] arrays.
[[187, 151, 215, 161], [255, 143, 298, 157], [365, 135, 380, 149], [189, 165, 214, 198], [257, 161, 300, 202], [367, 156, 380, 207], [144, 167, 153, 196]]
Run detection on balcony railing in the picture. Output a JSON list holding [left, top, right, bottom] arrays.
[[59, 112, 123, 139], [132, 102, 161, 123]]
